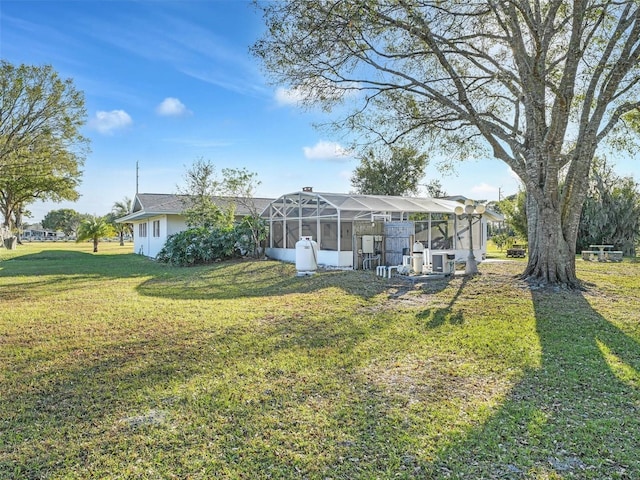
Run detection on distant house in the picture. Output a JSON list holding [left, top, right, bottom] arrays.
[[116, 193, 274, 258], [22, 225, 64, 241]]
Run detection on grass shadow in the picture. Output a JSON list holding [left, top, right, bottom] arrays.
[[427, 286, 640, 478], [136, 259, 388, 301], [0, 249, 156, 279], [0, 248, 388, 301], [416, 275, 471, 328]]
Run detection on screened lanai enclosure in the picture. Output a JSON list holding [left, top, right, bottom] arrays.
[[262, 191, 500, 271]]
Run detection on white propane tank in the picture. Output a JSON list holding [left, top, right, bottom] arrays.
[[295, 236, 318, 275]]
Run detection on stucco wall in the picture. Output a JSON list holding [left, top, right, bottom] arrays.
[[132, 214, 188, 258]]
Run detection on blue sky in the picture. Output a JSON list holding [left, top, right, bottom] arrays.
[[1, 1, 552, 222]]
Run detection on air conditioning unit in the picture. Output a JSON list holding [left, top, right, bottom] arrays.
[[431, 253, 455, 275]]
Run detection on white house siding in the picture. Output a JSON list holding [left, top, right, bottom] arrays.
[[132, 215, 188, 259], [133, 219, 153, 258], [166, 214, 188, 237], [132, 221, 146, 257], [265, 248, 353, 268], [148, 216, 166, 258]]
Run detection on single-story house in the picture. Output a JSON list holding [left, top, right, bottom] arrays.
[[261, 191, 502, 270], [116, 193, 274, 258], [22, 225, 64, 241], [117, 191, 502, 270]]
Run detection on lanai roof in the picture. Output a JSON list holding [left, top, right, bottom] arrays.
[[264, 191, 502, 221]]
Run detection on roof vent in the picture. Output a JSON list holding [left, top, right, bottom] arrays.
[[302, 186, 313, 192]]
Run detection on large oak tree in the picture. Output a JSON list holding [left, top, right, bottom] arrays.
[[0, 61, 87, 229], [253, 0, 640, 287]]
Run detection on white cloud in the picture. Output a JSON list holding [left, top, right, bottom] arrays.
[[275, 87, 306, 106], [471, 182, 499, 196], [156, 97, 190, 117], [303, 141, 351, 162], [90, 110, 132, 134]]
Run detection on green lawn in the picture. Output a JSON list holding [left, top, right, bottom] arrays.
[[1, 242, 639, 479]]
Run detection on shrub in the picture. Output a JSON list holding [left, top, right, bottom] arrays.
[[156, 226, 236, 266]]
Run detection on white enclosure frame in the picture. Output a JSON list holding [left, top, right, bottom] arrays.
[[262, 192, 500, 268]]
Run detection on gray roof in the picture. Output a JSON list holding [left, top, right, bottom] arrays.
[[116, 193, 275, 223]]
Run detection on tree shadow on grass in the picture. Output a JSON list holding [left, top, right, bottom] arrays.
[[0, 250, 157, 278], [426, 287, 640, 478], [136, 259, 388, 301], [0, 249, 388, 301], [7, 252, 639, 478], [415, 275, 470, 328], [0, 292, 415, 479]]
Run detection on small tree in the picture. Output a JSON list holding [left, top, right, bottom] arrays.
[[219, 167, 267, 258], [351, 146, 428, 196], [423, 179, 446, 198], [76, 216, 114, 253], [178, 158, 233, 229], [499, 191, 528, 242], [177, 159, 266, 258], [491, 232, 511, 252], [111, 197, 133, 246], [42, 208, 82, 238]]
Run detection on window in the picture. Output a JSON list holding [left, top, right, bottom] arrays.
[[139, 223, 147, 237], [152, 220, 160, 237]]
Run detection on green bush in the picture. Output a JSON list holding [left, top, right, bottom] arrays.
[[156, 226, 236, 266]]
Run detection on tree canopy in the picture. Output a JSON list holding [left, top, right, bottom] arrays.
[[254, 0, 640, 286], [0, 61, 87, 228], [578, 159, 640, 256], [41, 208, 84, 237], [351, 145, 428, 196]]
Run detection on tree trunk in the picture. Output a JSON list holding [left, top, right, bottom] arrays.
[[93, 238, 99, 253], [522, 195, 579, 287], [119, 231, 125, 246]]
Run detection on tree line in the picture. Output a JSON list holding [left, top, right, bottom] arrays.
[[494, 159, 640, 256]]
